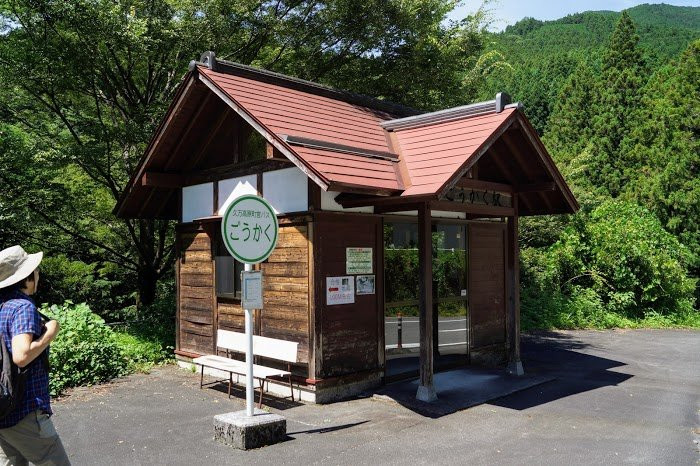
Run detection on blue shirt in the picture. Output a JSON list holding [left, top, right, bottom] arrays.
[[0, 289, 51, 428]]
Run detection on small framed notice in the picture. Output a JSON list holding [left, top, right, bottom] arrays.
[[326, 276, 355, 305], [356, 275, 375, 295], [241, 270, 263, 309], [346, 247, 373, 274]]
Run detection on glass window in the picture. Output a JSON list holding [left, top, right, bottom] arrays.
[[215, 233, 243, 299]]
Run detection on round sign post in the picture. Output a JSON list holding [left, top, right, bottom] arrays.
[[221, 195, 278, 417]]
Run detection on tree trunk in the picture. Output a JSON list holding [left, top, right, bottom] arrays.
[[137, 264, 159, 308]]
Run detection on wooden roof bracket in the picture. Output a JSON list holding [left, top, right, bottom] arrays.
[[515, 114, 580, 213], [435, 111, 518, 201], [195, 68, 331, 192], [114, 73, 198, 216]]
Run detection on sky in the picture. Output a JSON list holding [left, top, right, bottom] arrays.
[[448, 0, 699, 30]]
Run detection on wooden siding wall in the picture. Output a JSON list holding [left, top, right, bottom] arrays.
[[260, 221, 310, 364], [178, 229, 215, 354], [176, 221, 311, 370], [314, 213, 383, 378], [468, 223, 506, 349]]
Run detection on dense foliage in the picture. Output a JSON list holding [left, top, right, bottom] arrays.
[[521, 202, 697, 329], [494, 9, 700, 328], [42, 302, 125, 396], [42, 300, 173, 396], [0, 0, 497, 316]]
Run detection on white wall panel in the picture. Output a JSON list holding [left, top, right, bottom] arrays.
[[320, 190, 374, 213], [217, 175, 258, 214], [182, 182, 213, 223], [262, 167, 308, 214]]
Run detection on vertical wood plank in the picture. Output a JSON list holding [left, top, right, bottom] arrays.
[[312, 218, 324, 379], [307, 220, 316, 379], [506, 194, 522, 373], [376, 217, 385, 371], [308, 179, 321, 211], [175, 232, 181, 352], [212, 239, 218, 354], [417, 202, 436, 400]]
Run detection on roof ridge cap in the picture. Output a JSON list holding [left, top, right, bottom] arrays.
[[190, 51, 421, 118]]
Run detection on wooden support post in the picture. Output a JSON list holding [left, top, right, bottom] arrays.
[[506, 194, 524, 375], [417, 202, 438, 402]]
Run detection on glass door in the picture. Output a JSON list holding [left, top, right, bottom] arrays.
[[383, 220, 469, 380], [384, 221, 420, 379], [433, 224, 469, 366]]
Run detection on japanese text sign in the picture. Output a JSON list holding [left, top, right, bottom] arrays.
[[221, 195, 279, 264]]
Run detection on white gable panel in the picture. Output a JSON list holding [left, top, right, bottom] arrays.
[[263, 167, 308, 214], [182, 182, 213, 223], [218, 175, 258, 214], [320, 190, 374, 213]]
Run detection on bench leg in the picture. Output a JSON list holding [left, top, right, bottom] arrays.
[[289, 375, 294, 402], [228, 373, 232, 399], [258, 379, 264, 408], [200, 365, 204, 389]]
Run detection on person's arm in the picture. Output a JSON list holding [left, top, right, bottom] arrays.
[[11, 320, 59, 368]]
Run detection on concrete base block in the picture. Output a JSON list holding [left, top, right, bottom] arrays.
[[213, 409, 286, 450], [416, 384, 438, 402], [507, 360, 525, 376]]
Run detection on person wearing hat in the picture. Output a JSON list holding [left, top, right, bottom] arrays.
[[0, 245, 69, 465]]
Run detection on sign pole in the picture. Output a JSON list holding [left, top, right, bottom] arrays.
[[244, 262, 254, 417], [221, 195, 278, 418]]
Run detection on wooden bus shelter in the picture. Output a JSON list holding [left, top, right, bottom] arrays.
[[116, 51, 578, 403]]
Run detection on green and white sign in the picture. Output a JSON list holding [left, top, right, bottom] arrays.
[[346, 247, 373, 274], [221, 195, 279, 264]]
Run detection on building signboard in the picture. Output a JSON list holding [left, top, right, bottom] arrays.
[[326, 276, 355, 305], [346, 247, 373, 274]]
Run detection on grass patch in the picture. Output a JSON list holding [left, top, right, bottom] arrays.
[[112, 325, 174, 373]]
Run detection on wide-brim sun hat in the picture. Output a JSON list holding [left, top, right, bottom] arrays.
[[0, 245, 43, 290]]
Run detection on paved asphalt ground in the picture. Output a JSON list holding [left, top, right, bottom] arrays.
[[52, 329, 699, 465]]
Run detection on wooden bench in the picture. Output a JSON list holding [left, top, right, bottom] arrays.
[[192, 330, 298, 407]]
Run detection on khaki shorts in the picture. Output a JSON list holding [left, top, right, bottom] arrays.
[[0, 410, 70, 466]]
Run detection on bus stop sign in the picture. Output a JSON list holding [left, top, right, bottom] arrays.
[[221, 195, 279, 264]]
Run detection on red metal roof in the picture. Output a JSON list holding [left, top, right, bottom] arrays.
[[115, 56, 578, 218], [198, 66, 403, 192], [199, 67, 394, 154], [393, 109, 516, 197], [291, 145, 401, 191]]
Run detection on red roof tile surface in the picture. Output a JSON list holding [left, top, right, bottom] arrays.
[[199, 67, 393, 154], [116, 59, 577, 219], [394, 110, 516, 197]]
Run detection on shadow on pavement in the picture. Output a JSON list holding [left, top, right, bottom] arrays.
[[204, 379, 304, 411], [489, 331, 633, 410], [287, 420, 369, 436], [375, 331, 633, 418]]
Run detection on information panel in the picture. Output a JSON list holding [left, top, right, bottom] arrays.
[[346, 247, 373, 274], [241, 270, 263, 309], [326, 276, 355, 305]]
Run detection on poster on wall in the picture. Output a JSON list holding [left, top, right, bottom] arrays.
[[326, 276, 355, 305], [346, 247, 373, 274], [356, 275, 375, 295]]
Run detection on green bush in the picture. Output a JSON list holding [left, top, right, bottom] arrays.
[[521, 200, 697, 329], [42, 301, 126, 396]]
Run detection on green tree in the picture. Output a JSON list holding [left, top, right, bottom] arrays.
[[0, 0, 494, 307], [588, 11, 647, 196], [623, 39, 700, 278]]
